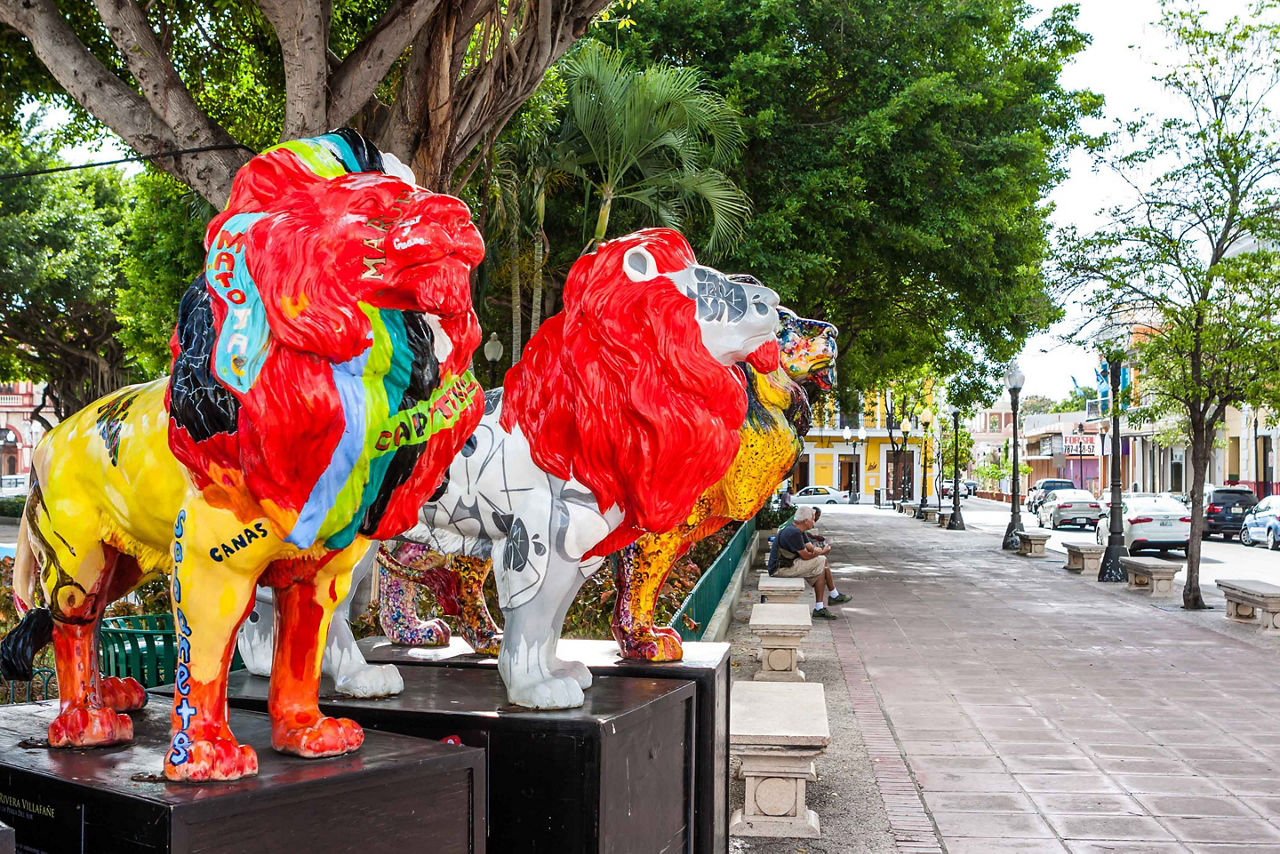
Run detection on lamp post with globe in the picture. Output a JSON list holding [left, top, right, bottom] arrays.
[[918, 410, 934, 519], [947, 405, 966, 529], [483, 333, 504, 388], [1001, 361, 1026, 550], [1096, 327, 1129, 582]]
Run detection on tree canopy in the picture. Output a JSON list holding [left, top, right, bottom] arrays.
[[610, 0, 1100, 406], [0, 0, 614, 201], [1058, 0, 1280, 607]]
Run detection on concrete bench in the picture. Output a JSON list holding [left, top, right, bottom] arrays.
[[921, 506, 939, 523], [1216, 579, 1280, 632], [730, 682, 829, 839], [1122, 556, 1182, 597], [1015, 531, 1050, 557], [759, 575, 806, 605], [750, 603, 812, 682], [937, 510, 952, 528], [1064, 543, 1105, 574]]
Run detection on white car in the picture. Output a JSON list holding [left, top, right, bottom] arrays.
[[1037, 489, 1103, 529], [790, 486, 850, 505], [1094, 496, 1191, 555]]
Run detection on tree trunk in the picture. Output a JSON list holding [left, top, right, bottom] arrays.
[[1183, 413, 1211, 610], [592, 192, 613, 246], [530, 223, 545, 335]]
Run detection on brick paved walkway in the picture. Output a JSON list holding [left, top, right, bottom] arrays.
[[828, 504, 1280, 853]]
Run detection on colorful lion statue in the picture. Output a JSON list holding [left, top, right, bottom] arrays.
[[385, 230, 779, 707], [0, 131, 485, 781], [371, 305, 837, 662]]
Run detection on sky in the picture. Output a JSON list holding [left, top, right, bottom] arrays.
[[1014, 0, 1257, 400]]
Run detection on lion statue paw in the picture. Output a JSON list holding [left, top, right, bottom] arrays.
[[164, 738, 259, 782], [272, 715, 365, 758], [48, 706, 134, 748], [334, 663, 404, 699]]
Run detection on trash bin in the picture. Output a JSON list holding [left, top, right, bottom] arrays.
[[874, 488, 883, 506]]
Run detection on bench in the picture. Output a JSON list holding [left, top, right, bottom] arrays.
[[1015, 531, 1051, 557], [1064, 543, 1105, 574], [759, 575, 806, 605], [1121, 556, 1182, 597], [1216, 579, 1280, 632], [750, 603, 812, 682], [921, 506, 939, 523], [730, 682, 829, 838], [937, 510, 952, 528]]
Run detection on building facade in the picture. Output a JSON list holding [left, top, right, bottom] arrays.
[[0, 381, 47, 493]]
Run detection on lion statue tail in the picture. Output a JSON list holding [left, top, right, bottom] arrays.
[[1, 513, 53, 682]]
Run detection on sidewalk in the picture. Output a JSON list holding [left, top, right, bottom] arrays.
[[733, 503, 1280, 853]]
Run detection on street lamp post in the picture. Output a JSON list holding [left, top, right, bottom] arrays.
[[483, 333, 504, 387], [919, 410, 933, 520], [948, 405, 966, 529], [1098, 333, 1128, 582], [1001, 362, 1025, 550]]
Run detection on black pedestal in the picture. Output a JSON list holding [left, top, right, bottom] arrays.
[[159, 666, 697, 854], [359, 637, 730, 854], [0, 702, 484, 853]]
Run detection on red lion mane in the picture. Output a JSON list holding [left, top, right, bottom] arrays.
[[168, 143, 484, 542], [500, 229, 747, 554]]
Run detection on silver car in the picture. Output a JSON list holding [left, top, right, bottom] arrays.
[[791, 485, 850, 505], [1038, 488, 1103, 530]]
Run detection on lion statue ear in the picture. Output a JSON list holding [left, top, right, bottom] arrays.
[[623, 245, 660, 282]]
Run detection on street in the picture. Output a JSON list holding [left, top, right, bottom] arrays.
[[952, 496, 1280, 592]]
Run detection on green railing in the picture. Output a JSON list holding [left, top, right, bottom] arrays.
[[4, 667, 54, 704], [668, 518, 756, 642], [100, 613, 246, 689]]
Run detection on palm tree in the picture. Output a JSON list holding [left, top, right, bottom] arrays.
[[558, 42, 751, 255]]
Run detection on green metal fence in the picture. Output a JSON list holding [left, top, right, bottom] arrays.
[[100, 613, 246, 689], [668, 518, 757, 642]]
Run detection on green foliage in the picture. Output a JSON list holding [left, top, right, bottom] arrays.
[[1057, 0, 1280, 605], [1020, 395, 1055, 415], [0, 124, 134, 419], [974, 441, 1031, 491], [937, 416, 975, 472], [116, 171, 215, 376], [0, 497, 23, 517], [753, 504, 794, 531], [1051, 386, 1097, 413], [557, 41, 751, 254], [609, 0, 1098, 406]]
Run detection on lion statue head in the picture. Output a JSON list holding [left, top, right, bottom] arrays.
[[500, 228, 781, 539], [167, 130, 486, 549], [777, 307, 838, 390]]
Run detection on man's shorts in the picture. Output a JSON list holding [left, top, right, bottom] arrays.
[[773, 555, 825, 586]]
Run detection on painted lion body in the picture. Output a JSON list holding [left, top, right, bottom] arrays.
[[7, 131, 485, 780]]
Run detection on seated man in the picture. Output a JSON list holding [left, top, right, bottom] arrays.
[[767, 506, 851, 619]]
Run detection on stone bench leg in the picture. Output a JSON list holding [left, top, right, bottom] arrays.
[[1226, 599, 1257, 622], [730, 748, 823, 838], [1260, 608, 1280, 633], [755, 633, 806, 682], [1151, 575, 1176, 597], [1081, 554, 1102, 574], [1064, 553, 1083, 573], [1128, 572, 1148, 591]]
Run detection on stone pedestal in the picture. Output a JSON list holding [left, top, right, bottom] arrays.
[[359, 637, 731, 854], [0, 702, 485, 854], [158, 666, 695, 854], [1121, 556, 1182, 597], [749, 603, 812, 682], [758, 576, 806, 605], [1064, 543, 1105, 573], [729, 682, 829, 839], [937, 511, 952, 528], [921, 507, 939, 523], [1016, 532, 1051, 557]]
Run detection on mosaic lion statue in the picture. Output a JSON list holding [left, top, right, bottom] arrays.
[[0, 131, 486, 781], [371, 304, 837, 662]]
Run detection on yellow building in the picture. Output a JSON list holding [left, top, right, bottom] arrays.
[[797, 390, 938, 504]]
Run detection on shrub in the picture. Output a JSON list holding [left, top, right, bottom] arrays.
[[0, 497, 25, 518]]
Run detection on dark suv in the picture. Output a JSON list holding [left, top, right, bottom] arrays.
[[1204, 487, 1258, 541]]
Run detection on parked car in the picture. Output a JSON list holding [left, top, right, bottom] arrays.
[[1038, 489, 1103, 529], [790, 486, 850, 505], [1241, 495, 1280, 550], [940, 479, 970, 499], [1094, 495, 1191, 555], [1202, 487, 1258, 541], [1098, 491, 1157, 519], [964, 480, 979, 497], [1027, 478, 1077, 513]]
